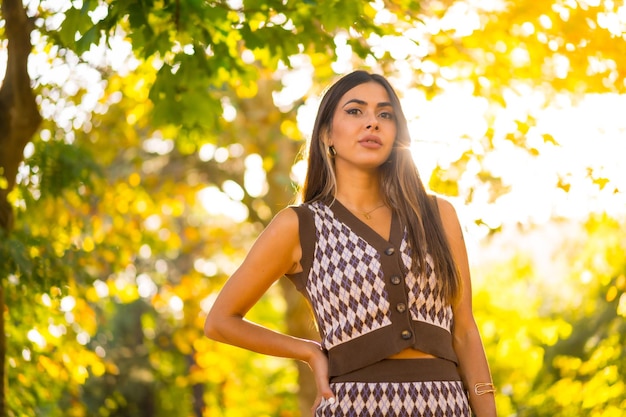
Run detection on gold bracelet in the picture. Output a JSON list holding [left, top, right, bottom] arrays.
[[474, 382, 496, 396]]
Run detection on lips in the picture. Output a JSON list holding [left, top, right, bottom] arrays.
[[358, 135, 382, 147]]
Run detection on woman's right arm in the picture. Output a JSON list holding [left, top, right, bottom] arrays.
[[204, 207, 333, 409]]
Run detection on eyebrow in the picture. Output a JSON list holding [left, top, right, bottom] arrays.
[[342, 98, 393, 108]]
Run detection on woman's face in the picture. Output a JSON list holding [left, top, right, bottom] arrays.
[[328, 81, 397, 171]]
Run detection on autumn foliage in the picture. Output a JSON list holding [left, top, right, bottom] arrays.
[[1, 0, 625, 416]]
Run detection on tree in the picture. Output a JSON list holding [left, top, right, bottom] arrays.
[[0, 0, 42, 414]]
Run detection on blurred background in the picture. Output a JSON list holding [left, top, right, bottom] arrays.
[[1, 0, 625, 416]]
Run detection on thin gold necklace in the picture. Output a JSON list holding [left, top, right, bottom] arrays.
[[346, 202, 386, 219]]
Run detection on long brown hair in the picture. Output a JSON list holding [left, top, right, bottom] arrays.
[[300, 70, 461, 303]]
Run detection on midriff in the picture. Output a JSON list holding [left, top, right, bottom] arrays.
[[387, 347, 436, 359]]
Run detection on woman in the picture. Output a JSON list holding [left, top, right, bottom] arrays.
[[205, 70, 497, 416]]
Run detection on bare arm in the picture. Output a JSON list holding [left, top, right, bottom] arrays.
[[204, 207, 333, 411], [436, 198, 497, 417]]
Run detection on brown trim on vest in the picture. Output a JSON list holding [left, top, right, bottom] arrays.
[[330, 357, 461, 383], [329, 200, 400, 245], [327, 321, 458, 377], [285, 204, 315, 292]]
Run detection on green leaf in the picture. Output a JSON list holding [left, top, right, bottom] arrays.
[[75, 25, 101, 54], [28, 141, 102, 198], [57, 2, 100, 49]]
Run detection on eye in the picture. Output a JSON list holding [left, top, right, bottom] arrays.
[[345, 108, 361, 115], [379, 111, 394, 120]]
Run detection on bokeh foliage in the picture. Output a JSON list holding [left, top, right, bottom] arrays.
[[1, 0, 625, 416]]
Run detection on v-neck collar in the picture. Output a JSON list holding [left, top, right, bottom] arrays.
[[328, 199, 402, 247]]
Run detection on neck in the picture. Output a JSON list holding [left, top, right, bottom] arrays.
[[335, 185, 383, 210], [334, 167, 383, 209], [335, 193, 384, 210]]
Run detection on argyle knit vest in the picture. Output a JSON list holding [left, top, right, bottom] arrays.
[[286, 200, 458, 377]]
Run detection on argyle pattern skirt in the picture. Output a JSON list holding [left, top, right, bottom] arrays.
[[315, 358, 470, 417]]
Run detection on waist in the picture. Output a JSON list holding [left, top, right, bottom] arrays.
[[330, 357, 461, 383], [388, 347, 436, 359]]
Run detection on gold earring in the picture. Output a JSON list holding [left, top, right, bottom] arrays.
[[329, 146, 337, 157]]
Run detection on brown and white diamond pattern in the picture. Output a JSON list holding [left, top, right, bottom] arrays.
[[400, 237, 453, 330], [317, 381, 469, 416], [307, 203, 391, 349]]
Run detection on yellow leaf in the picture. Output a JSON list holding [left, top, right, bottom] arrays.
[[173, 331, 192, 355], [38, 356, 62, 379], [72, 365, 89, 384], [82, 237, 95, 252], [90, 360, 106, 377], [129, 172, 141, 187], [606, 285, 617, 302], [175, 375, 187, 387], [280, 120, 301, 139], [235, 81, 258, 98], [116, 284, 140, 304], [106, 362, 120, 375], [85, 287, 100, 303]]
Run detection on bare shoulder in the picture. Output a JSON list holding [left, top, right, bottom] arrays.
[[432, 196, 471, 284], [433, 196, 459, 224], [257, 206, 301, 246], [252, 206, 302, 275], [432, 196, 464, 243], [268, 206, 300, 227]]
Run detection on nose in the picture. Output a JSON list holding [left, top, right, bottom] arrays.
[[366, 117, 379, 131]]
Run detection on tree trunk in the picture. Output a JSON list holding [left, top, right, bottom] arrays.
[[243, 76, 319, 415], [267, 115, 318, 415], [0, 0, 43, 415]]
